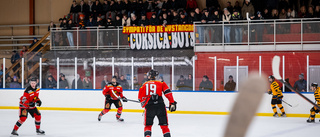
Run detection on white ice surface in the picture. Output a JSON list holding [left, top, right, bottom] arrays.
[[0, 109, 319, 137]]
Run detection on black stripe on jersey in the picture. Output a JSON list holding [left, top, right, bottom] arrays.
[[164, 89, 172, 95]]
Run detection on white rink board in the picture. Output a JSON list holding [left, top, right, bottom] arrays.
[[0, 89, 315, 115]]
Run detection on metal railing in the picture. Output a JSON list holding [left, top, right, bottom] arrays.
[[50, 27, 130, 50], [193, 18, 320, 51]]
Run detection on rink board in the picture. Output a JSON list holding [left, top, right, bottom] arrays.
[[0, 89, 317, 117]]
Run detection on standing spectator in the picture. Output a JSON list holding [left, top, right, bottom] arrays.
[[5, 76, 12, 88], [287, 7, 296, 18], [86, 16, 97, 26], [223, 8, 232, 44], [11, 50, 21, 78], [185, 74, 193, 90], [122, 14, 131, 26], [93, 0, 103, 19], [176, 75, 187, 90], [131, 14, 139, 26], [29, 38, 43, 52], [186, 0, 198, 13], [101, 75, 109, 89], [9, 76, 21, 88], [102, 0, 110, 18], [226, 1, 234, 13], [271, 9, 279, 19], [171, 11, 180, 24], [114, 15, 122, 26], [194, 8, 202, 21], [314, 5, 320, 17], [149, 13, 159, 25], [178, 13, 188, 24], [212, 9, 222, 43], [293, 73, 307, 92], [162, 0, 171, 12], [206, 0, 220, 10], [252, 11, 264, 43], [20, 46, 28, 58], [79, 0, 88, 17], [298, 6, 307, 18], [70, 0, 80, 23], [59, 74, 69, 89], [48, 21, 56, 31], [83, 76, 93, 89], [118, 75, 129, 89], [279, 8, 287, 19], [139, 14, 150, 26], [133, 77, 140, 90], [263, 8, 272, 19], [224, 75, 236, 91], [201, 9, 213, 43], [199, 75, 213, 91], [45, 75, 57, 89], [306, 6, 315, 18], [87, 0, 94, 18], [187, 11, 196, 24], [67, 20, 75, 47], [241, 0, 255, 19], [141, 74, 148, 84], [234, 1, 242, 13], [231, 10, 242, 43], [72, 74, 83, 89]]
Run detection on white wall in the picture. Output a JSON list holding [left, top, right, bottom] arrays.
[[0, 89, 315, 115]]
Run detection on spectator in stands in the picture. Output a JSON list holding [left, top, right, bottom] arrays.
[[234, 1, 241, 13], [278, 0, 289, 11], [70, 0, 80, 23], [86, 16, 97, 26], [24, 78, 30, 88], [231, 10, 242, 43], [287, 7, 296, 18], [48, 21, 56, 31], [279, 8, 287, 19], [0, 64, 9, 79], [294, 73, 307, 92], [241, 0, 255, 19], [185, 74, 193, 90], [271, 9, 279, 19], [206, 0, 220, 11], [159, 76, 164, 82], [267, 0, 278, 10], [139, 14, 150, 26], [306, 6, 315, 18], [83, 76, 93, 89], [298, 6, 307, 18], [67, 20, 75, 47], [114, 14, 122, 26], [20, 46, 28, 58], [178, 13, 188, 24], [161, 13, 170, 26], [141, 73, 148, 84], [108, 0, 116, 21], [223, 8, 232, 44], [133, 76, 140, 90], [251, 11, 264, 43], [114, 72, 120, 80], [145, 0, 155, 12], [212, 9, 222, 43], [226, 1, 233, 13], [0, 77, 2, 88], [131, 13, 139, 26], [176, 75, 187, 90], [170, 0, 178, 10], [87, 0, 94, 18], [29, 38, 43, 52], [93, 0, 103, 19], [45, 75, 57, 89], [101, 75, 109, 89], [150, 13, 160, 25], [194, 8, 202, 21], [59, 74, 69, 89], [201, 9, 213, 43], [155, 0, 163, 14], [9, 76, 21, 89], [199, 75, 213, 91], [118, 75, 129, 89], [186, 0, 198, 13], [102, 0, 110, 18], [224, 75, 236, 91], [187, 11, 196, 24], [314, 5, 320, 17], [122, 14, 131, 26], [72, 74, 83, 89], [5, 76, 12, 88], [262, 8, 272, 19], [171, 11, 180, 24], [79, 0, 88, 17], [11, 50, 20, 78]]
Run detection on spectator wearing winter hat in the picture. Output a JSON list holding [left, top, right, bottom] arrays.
[[139, 14, 150, 26], [9, 76, 21, 89], [293, 73, 307, 92], [45, 75, 57, 89], [149, 13, 159, 25], [199, 75, 213, 91], [59, 74, 69, 89]]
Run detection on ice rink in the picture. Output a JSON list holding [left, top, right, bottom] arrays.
[[1, 109, 319, 137]]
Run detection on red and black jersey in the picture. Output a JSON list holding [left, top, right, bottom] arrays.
[[102, 82, 124, 100], [138, 80, 175, 108], [19, 86, 41, 109]]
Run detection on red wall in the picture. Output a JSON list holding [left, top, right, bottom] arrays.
[[195, 51, 320, 91]]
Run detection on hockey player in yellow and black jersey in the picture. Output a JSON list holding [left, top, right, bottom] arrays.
[[307, 83, 320, 123], [268, 75, 286, 117]]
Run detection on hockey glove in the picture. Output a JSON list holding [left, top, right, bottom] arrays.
[[122, 97, 128, 102], [36, 100, 42, 107], [268, 91, 272, 95], [169, 101, 177, 112]]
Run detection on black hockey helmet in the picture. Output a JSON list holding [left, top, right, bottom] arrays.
[[29, 77, 37, 82], [268, 75, 275, 80], [147, 69, 159, 79], [311, 83, 318, 88]]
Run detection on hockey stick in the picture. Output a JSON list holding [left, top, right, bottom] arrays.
[[276, 96, 299, 107], [223, 72, 268, 137], [272, 56, 320, 110], [126, 99, 140, 103]]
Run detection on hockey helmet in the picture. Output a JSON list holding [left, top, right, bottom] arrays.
[[268, 75, 275, 80], [147, 69, 159, 79], [311, 83, 318, 88], [29, 78, 37, 82]]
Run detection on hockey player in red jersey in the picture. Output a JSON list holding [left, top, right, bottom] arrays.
[[11, 78, 45, 136], [138, 69, 177, 137], [98, 76, 127, 122]]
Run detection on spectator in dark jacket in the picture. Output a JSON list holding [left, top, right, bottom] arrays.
[[224, 75, 236, 91], [171, 11, 180, 24], [141, 74, 148, 85], [233, 1, 241, 13], [226, 1, 233, 13], [133, 77, 140, 90], [9, 76, 21, 88], [83, 76, 93, 89], [185, 74, 193, 90], [59, 74, 69, 89], [199, 75, 213, 91], [293, 73, 307, 92], [194, 8, 202, 21], [70, 0, 80, 23], [0, 78, 2, 88], [48, 21, 56, 31], [178, 14, 188, 24], [101, 75, 109, 89], [188, 11, 196, 24], [139, 14, 150, 26], [46, 75, 57, 89], [186, 0, 198, 12], [231, 10, 243, 43], [11, 50, 21, 78], [118, 75, 129, 89], [206, 0, 220, 10], [72, 74, 83, 89], [114, 15, 122, 26], [131, 14, 139, 26], [177, 75, 188, 90], [29, 38, 43, 52], [150, 13, 160, 25]]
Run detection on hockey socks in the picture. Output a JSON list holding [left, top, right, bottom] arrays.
[[161, 125, 171, 137], [144, 125, 152, 137], [271, 104, 277, 114], [98, 109, 110, 121], [277, 104, 285, 114], [34, 114, 41, 129], [116, 107, 123, 119], [13, 117, 27, 131]]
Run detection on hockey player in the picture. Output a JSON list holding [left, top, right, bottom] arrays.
[[307, 83, 320, 123], [11, 78, 45, 136], [268, 75, 286, 117], [98, 76, 127, 122], [138, 69, 177, 137]]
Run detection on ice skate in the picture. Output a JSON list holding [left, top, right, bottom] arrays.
[[36, 129, 45, 135], [117, 117, 124, 122], [11, 129, 19, 136], [98, 114, 102, 121], [307, 119, 315, 123], [281, 113, 286, 117], [273, 113, 279, 118]]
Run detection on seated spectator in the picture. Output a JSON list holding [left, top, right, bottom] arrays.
[[139, 14, 150, 26], [48, 21, 56, 31], [133, 77, 140, 90], [20, 46, 28, 58], [45, 75, 57, 89], [83, 76, 93, 89], [241, 0, 255, 19], [149, 13, 159, 25], [72, 74, 83, 89], [101, 75, 109, 89], [59, 74, 69, 89], [293, 73, 307, 92], [224, 75, 236, 91], [185, 74, 193, 90], [118, 75, 129, 89], [5, 76, 12, 88], [199, 75, 213, 91], [176, 75, 188, 90], [9, 76, 21, 88], [122, 14, 131, 26]]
